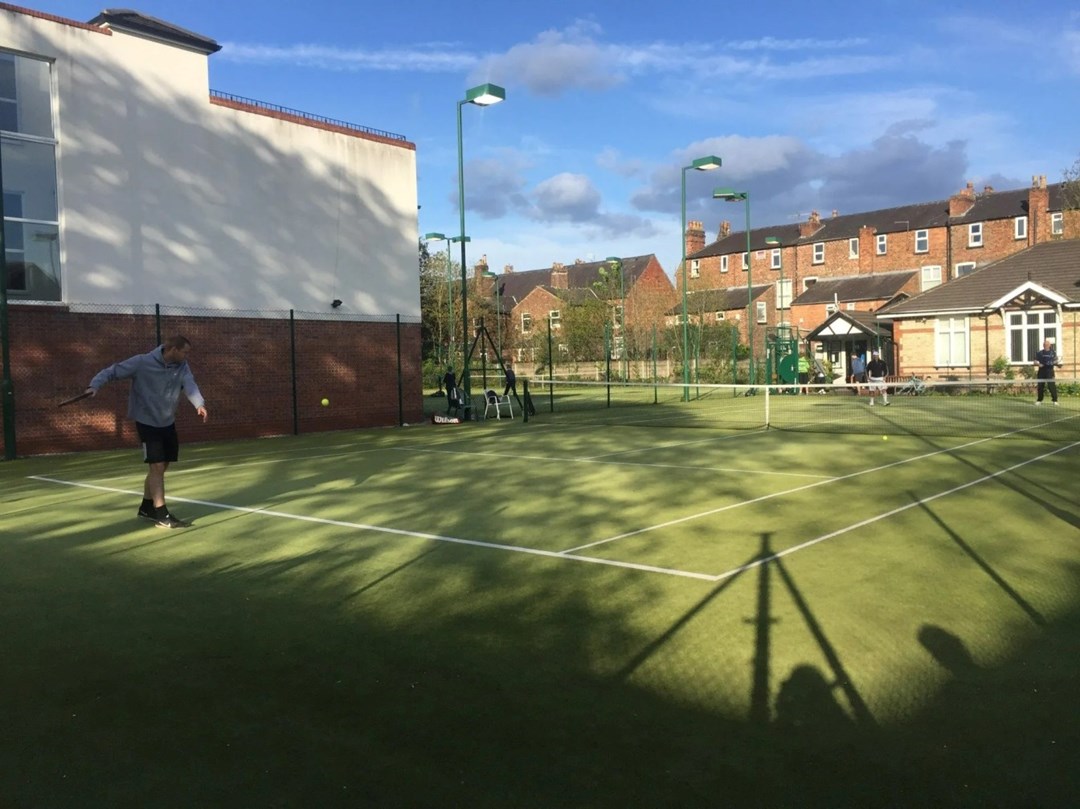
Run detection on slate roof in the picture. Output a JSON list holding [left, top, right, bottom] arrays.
[[666, 285, 771, 316], [495, 255, 658, 308], [790, 270, 917, 306], [689, 182, 1067, 259], [880, 239, 1080, 318], [90, 9, 222, 54], [806, 310, 893, 341]]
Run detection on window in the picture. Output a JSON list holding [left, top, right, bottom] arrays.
[[921, 265, 942, 291], [742, 252, 749, 271], [1014, 216, 1027, 240], [520, 312, 532, 333], [1007, 310, 1057, 363], [549, 310, 561, 328], [689, 259, 700, 278], [720, 255, 729, 273], [848, 238, 859, 259], [967, 223, 982, 248], [715, 311, 725, 321], [825, 303, 838, 316], [915, 229, 930, 253], [1, 53, 59, 301], [755, 300, 767, 324], [845, 303, 856, 311], [802, 276, 818, 291], [776, 279, 792, 310], [613, 304, 624, 325], [954, 262, 976, 278], [812, 243, 824, 264], [876, 234, 887, 255], [1051, 212, 1063, 235], [935, 316, 969, 366], [770, 249, 781, 270]]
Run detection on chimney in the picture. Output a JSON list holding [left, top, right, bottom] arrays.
[[831, 209, 840, 218], [719, 220, 732, 240], [798, 210, 822, 239], [685, 220, 705, 257], [858, 224, 876, 275], [574, 258, 585, 264], [982, 185, 994, 195], [473, 254, 489, 282], [504, 264, 514, 274], [1028, 174, 1050, 245], [551, 261, 568, 289], [949, 181, 976, 217]]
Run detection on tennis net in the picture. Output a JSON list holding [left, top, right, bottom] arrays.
[[525, 377, 1080, 439]]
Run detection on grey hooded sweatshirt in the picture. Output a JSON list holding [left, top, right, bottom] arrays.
[[89, 346, 205, 428]]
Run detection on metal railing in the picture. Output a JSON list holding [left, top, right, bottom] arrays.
[[210, 90, 409, 143]]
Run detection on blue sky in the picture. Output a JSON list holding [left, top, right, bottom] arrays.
[[38, 0, 1080, 276]]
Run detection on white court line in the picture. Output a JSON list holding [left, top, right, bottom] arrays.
[[560, 421, 1063, 554], [706, 438, 1080, 582], [390, 446, 830, 479], [26, 475, 716, 581]]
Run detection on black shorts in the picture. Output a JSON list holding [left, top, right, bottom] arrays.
[[136, 422, 179, 464]]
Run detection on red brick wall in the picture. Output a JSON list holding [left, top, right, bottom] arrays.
[[0, 305, 422, 457]]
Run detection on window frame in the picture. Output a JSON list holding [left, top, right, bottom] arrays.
[[1006, 310, 1058, 363], [1014, 216, 1027, 240], [770, 248, 781, 269], [848, 237, 859, 259], [876, 233, 887, 255], [954, 261, 976, 279], [741, 252, 749, 271], [520, 312, 532, 333], [548, 309, 561, 328], [720, 255, 728, 273], [934, 316, 969, 367], [689, 258, 700, 278], [812, 242, 824, 264], [755, 300, 767, 324], [967, 223, 982, 248], [921, 265, 942, 291], [1051, 212, 1063, 235], [915, 229, 930, 253]]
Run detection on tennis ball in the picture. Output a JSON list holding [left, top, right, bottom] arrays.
[[882, 435, 888, 441], [321, 398, 329, 407]]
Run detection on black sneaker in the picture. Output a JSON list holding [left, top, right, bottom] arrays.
[[154, 513, 191, 529], [137, 506, 154, 520]]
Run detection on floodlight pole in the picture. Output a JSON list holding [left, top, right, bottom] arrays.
[[679, 155, 722, 401], [715, 188, 753, 383], [456, 83, 505, 409]]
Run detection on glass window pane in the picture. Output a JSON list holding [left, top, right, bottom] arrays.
[[1, 136, 58, 221], [1010, 330, 1023, 362], [0, 54, 52, 138]]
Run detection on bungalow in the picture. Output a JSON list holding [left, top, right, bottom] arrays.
[[878, 239, 1080, 379]]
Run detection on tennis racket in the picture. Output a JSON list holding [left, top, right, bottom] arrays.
[[57, 390, 94, 408]]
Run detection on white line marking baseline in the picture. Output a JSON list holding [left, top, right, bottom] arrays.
[[25, 476, 716, 581]]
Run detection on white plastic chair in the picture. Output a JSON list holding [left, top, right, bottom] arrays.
[[483, 390, 515, 420]]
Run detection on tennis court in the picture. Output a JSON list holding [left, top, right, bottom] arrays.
[[3, 403, 1079, 806]]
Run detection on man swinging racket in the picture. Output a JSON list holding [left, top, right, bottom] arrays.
[[86, 335, 208, 528]]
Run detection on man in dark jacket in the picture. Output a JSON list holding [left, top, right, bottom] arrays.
[[1033, 339, 1060, 405]]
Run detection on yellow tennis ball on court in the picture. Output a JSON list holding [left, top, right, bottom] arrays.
[[321, 398, 329, 407], [882, 435, 888, 441]]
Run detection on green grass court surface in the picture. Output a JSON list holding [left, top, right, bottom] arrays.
[[2, 415, 1079, 807]]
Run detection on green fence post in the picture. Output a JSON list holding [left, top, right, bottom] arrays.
[[547, 316, 554, 413], [290, 309, 299, 435], [396, 314, 404, 426]]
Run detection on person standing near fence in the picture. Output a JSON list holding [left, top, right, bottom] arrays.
[[85, 335, 208, 528], [1033, 339, 1060, 405], [503, 361, 517, 398], [866, 350, 890, 407], [797, 352, 810, 394], [849, 352, 866, 394], [442, 366, 458, 414]]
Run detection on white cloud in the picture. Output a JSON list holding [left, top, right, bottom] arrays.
[[219, 42, 477, 72]]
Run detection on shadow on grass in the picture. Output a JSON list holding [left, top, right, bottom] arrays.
[[0, 521, 1077, 809]]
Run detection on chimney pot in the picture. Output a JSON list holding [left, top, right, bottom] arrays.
[[831, 209, 839, 218]]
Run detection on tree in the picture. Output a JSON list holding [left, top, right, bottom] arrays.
[[1063, 154, 1080, 212], [418, 239, 461, 372]]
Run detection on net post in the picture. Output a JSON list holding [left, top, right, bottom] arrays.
[[289, 309, 299, 435], [764, 383, 770, 429], [522, 378, 529, 423]]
